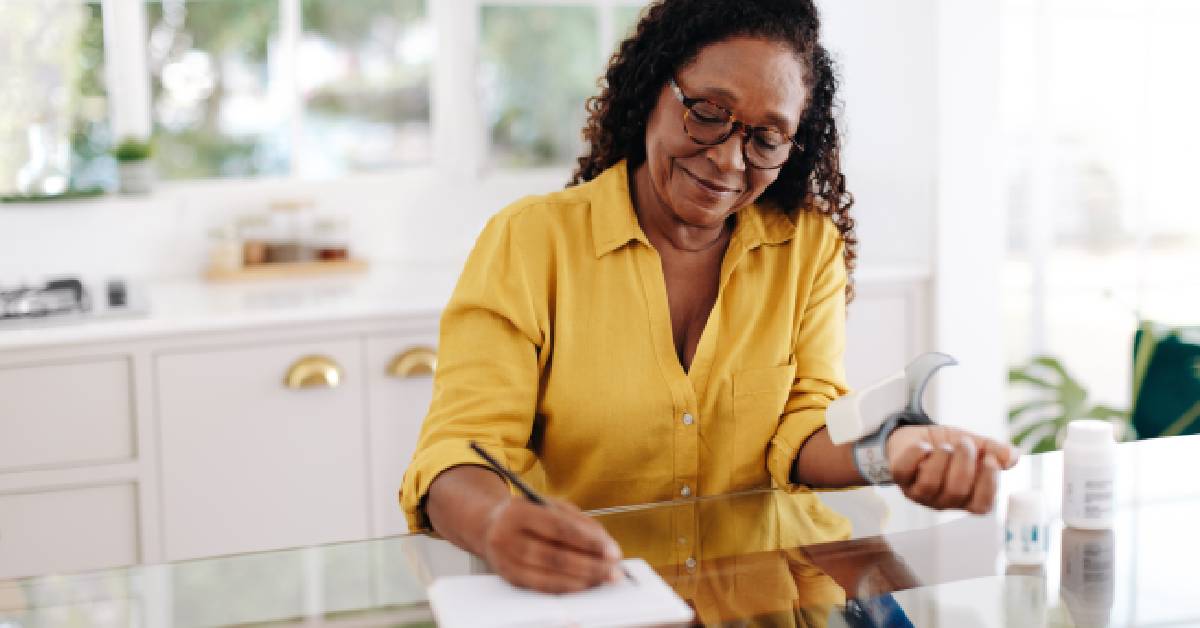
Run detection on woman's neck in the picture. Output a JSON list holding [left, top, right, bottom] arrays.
[[631, 162, 730, 254]]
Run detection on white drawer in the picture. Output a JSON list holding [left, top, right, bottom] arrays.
[[0, 484, 139, 579], [0, 357, 135, 473]]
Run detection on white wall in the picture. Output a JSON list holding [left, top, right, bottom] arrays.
[[821, 0, 938, 270]]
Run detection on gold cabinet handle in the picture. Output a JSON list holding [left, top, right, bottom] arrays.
[[387, 346, 437, 378], [284, 355, 343, 389]]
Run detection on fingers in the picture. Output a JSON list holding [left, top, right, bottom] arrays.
[[939, 436, 978, 509], [905, 431, 953, 505], [484, 497, 622, 593], [522, 500, 620, 560], [966, 453, 1001, 514], [888, 433, 934, 486], [510, 533, 617, 586], [895, 428, 1008, 514], [980, 437, 1020, 470]]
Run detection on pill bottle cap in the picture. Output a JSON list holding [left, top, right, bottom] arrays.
[[1066, 420, 1116, 446], [1008, 490, 1045, 522]]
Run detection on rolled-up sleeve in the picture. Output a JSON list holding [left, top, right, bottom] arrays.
[[399, 206, 547, 531], [767, 225, 850, 491]]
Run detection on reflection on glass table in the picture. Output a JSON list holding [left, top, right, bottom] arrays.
[[2, 435, 1199, 627]]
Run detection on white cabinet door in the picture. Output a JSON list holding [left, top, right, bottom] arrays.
[[157, 338, 370, 561], [0, 483, 139, 579], [365, 333, 437, 537]]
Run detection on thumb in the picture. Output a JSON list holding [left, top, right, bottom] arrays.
[[888, 439, 934, 486]]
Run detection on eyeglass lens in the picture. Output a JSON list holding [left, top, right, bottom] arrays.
[[684, 105, 791, 168]]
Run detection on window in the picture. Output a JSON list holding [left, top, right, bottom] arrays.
[[0, 0, 110, 196], [297, 0, 432, 176], [1002, 0, 1200, 426], [146, 0, 431, 180], [479, 6, 601, 168], [147, 0, 286, 179]]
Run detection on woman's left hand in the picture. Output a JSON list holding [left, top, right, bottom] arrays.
[[885, 425, 1020, 514]]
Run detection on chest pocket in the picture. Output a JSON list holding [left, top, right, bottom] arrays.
[[732, 362, 797, 487]]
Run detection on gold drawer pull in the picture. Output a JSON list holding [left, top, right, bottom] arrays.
[[284, 355, 342, 389], [387, 346, 437, 378]]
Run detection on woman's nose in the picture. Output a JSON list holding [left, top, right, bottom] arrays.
[[704, 128, 747, 173]]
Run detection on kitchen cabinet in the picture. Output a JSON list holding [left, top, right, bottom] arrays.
[[156, 337, 372, 561], [0, 483, 139, 579], [0, 356, 135, 473]]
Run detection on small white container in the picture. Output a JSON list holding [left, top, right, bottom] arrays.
[[1006, 490, 1048, 564], [1062, 420, 1117, 530]]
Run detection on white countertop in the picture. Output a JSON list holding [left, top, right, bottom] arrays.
[[0, 263, 464, 352]]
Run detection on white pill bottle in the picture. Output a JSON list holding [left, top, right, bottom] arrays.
[[1061, 420, 1117, 529]]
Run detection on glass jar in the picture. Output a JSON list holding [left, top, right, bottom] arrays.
[[310, 216, 351, 262]]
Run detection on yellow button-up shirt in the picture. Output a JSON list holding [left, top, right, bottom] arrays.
[[400, 160, 849, 531]]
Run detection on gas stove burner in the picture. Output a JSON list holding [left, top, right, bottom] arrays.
[[0, 277, 148, 329], [0, 278, 91, 320]]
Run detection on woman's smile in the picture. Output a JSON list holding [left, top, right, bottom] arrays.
[[679, 164, 740, 197]]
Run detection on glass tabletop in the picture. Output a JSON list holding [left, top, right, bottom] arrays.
[[2, 435, 1198, 627]]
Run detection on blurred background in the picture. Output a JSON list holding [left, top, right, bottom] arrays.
[[0, 0, 1197, 585]]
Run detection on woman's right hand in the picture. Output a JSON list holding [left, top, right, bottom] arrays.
[[482, 495, 625, 593]]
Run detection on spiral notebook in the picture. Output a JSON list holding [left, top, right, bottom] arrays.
[[427, 558, 694, 628]]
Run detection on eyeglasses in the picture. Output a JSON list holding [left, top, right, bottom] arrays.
[[669, 78, 801, 170]]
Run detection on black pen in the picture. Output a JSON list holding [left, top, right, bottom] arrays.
[[468, 440, 634, 583]]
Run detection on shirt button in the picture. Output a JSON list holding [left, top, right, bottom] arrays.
[[680, 484, 692, 497], [685, 557, 697, 571], [682, 412, 694, 426]]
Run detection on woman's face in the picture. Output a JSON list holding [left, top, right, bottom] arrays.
[[641, 36, 808, 229]]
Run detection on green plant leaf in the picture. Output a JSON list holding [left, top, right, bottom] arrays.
[[1008, 398, 1055, 422], [1008, 370, 1056, 389], [1085, 404, 1129, 420], [1031, 355, 1071, 381], [1011, 420, 1060, 448], [1032, 432, 1060, 453]]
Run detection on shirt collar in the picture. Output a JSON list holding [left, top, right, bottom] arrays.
[[589, 160, 650, 258], [588, 159, 796, 258]]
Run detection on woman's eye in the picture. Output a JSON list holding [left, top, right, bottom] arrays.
[[690, 104, 726, 123], [753, 134, 783, 150]]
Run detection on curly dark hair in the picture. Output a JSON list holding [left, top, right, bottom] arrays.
[[569, 0, 858, 301]]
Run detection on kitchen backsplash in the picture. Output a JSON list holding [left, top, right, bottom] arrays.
[[0, 168, 566, 283]]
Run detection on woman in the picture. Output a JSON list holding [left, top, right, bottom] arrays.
[[400, 0, 1017, 594]]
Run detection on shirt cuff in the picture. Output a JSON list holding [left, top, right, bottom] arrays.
[[399, 439, 494, 532], [767, 409, 827, 493]]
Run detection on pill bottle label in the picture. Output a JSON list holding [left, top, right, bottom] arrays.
[[1064, 473, 1114, 525]]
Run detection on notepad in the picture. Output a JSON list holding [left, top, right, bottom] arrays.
[[427, 558, 694, 628]]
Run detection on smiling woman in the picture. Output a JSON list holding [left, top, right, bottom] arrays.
[[400, 0, 1018, 595]]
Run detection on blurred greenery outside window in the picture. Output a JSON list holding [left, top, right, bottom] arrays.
[[480, 6, 599, 168], [147, 0, 430, 180], [298, 0, 432, 176], [147, 0, 286, 179], [0, 0, 111, 196], [479, 3, 646, 168]]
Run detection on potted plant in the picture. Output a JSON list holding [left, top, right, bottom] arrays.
[[1008, 355, 1132, 453], [113, 137, 154, 194]]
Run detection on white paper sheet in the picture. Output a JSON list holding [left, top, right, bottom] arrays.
[[427, 558, 694, 627]]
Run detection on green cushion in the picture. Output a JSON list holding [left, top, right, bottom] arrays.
[[1132, 322, 1200, 439]]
